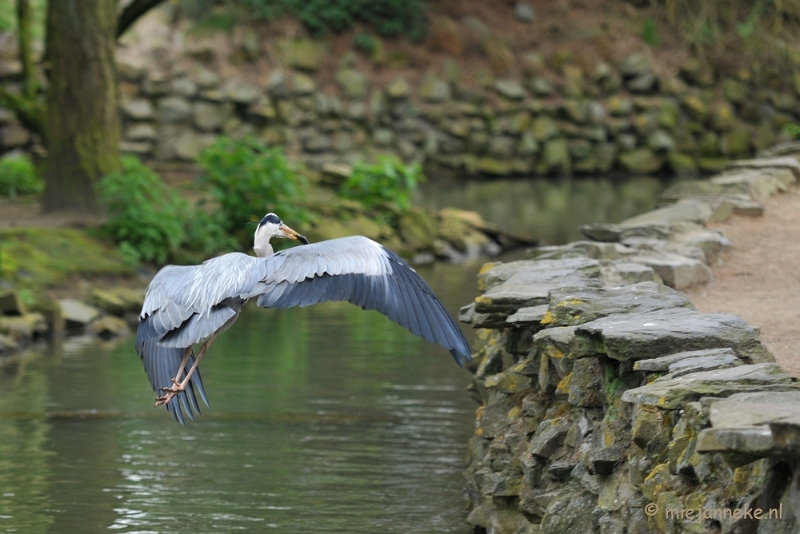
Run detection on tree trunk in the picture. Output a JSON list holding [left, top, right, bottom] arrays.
[[40, 0, 120, 215], [16, 0, 35, 99]]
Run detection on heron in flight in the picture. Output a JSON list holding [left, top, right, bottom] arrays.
[[136, 213, 472, 423]]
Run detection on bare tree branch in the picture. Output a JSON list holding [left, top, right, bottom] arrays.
[[117, 0, 168, 38]]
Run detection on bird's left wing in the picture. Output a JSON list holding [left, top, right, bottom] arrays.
[[254, 236, 471, 366]]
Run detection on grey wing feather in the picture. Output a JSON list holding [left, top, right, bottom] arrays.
[[135, 323, 209, 425], [136, 253, 265, 423], [256, 236, 471, 366]]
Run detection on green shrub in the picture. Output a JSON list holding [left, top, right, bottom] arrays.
[[98, 156, 241, 265], [0, 154, 44, 198], [339, 157, 423, 212], [198, 137, 308, 240], [97, 156, 189, 265], [353, 32, 377, 54], [783, 123, 800, 139]]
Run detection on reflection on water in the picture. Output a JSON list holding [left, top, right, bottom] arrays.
[[0, 175, 667, 533], [0, 259, 486, 534], [416, 174, 668, 245]]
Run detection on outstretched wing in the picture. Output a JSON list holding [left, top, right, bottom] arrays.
[[136, 254, 263, 423], [135, 327, 209, 425], [255, 236, 471, 366]]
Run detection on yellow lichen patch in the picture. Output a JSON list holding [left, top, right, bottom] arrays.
[[543, 346, 565, 360], [476, 261, 501, 291], [474, 295, 493, 307], [556, 372, 573, 394], [603, 426, 618, 447], [478, 262, 500, 275], [555, 298, 584, 307], [507, 406, 521, 421], [540, 310, 554, 324]]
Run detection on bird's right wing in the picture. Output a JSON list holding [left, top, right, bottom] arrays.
[[254, 236, 471, 366], [135, 327, 209, 425]]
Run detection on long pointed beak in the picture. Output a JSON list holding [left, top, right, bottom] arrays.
[[279, 223, 300, 240], [280, 223, 309, 244]]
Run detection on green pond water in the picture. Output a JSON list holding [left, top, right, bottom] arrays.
[[0, 175, 669, 533], [0, 259, 484, 534]]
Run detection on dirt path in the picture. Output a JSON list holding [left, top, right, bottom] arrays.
[[685, 187, 800, 376]]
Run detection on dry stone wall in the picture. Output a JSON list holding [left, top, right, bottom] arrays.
[[459, 153, 800, 534], [1, 45, 799, 176]]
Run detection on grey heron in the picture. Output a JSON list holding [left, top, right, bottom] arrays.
[[136, 212, 472, 423]]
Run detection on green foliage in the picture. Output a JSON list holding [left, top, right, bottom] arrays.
[[0, 154, 44, 198], [223, 0, 425, 39], [642, 18, 658, 46], [97, 156, 189, 265], [198, 137, 308, 238], [0, 0, 46, 38], [783, 122, 800, 139], [353, 32, 377, 54], [339, 157, 423, 212], [736, 3, 764, 38], [98, 156, 240, 265], [98, 156, 246, 265]]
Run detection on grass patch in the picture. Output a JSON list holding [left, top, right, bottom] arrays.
[[0, 228, 134, 294]]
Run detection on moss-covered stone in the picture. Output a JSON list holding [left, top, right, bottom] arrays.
[[618, 148, 664, 174]]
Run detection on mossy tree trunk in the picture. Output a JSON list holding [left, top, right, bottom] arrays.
[[16, 0, 35, 99], [40, 0, 121, 215]]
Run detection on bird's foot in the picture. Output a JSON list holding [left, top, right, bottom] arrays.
[[154, 381, 185, 406]]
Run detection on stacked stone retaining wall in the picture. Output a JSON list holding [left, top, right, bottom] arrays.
[[459, 152, 800, 533], [1, 39, 799, 177]]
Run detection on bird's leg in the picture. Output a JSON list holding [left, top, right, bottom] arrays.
[[155, 333, 219, 406], [170, 346, 193, 387], [153, 347, 193, 406]]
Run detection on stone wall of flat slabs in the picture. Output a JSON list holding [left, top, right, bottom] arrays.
[[459, 151, 800, 534], [2, 46, 800, 177]]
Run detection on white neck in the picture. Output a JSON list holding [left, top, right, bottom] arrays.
[[253, 228, 274, 258]]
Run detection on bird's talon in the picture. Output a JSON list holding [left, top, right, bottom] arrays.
[[154, 392, 175, 406]]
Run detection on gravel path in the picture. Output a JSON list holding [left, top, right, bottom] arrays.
[[685, 187, 800, 376]]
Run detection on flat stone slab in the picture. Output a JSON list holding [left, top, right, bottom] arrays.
[[696, 393, 800, 456], [59, 299, 101, 326], [618, 198, 728, 228], [580, 223, 622, 242], [628, 252, 712, 290], [711, 168, 795, 202], [527, 241, 621, 261], [634, 348, 738, 372], [543, 282, 693, 327], [476, 258, 601, 314], [726, 156, 800, 180], [574, 307, 765, 362], [507, 304, 549, 326], [668, 352, 742, 377], [707, 396, 800, 428], [622, 363, 799, 409], [697, 427, 775, 455], [601, 261, 661, 287]]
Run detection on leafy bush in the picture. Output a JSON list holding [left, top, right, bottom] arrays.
[[98, 156, 240, 265], [234, 0, 426, 39], [339, 157, 423, 212], [353, 33, 377, 54], [97, 156, 189, 265], [0, 154, 44, 198], [198, 137, 308, 240], [783, 123, 800, 139]]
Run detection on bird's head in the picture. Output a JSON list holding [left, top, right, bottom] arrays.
[[253, 213, 308, 256]]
